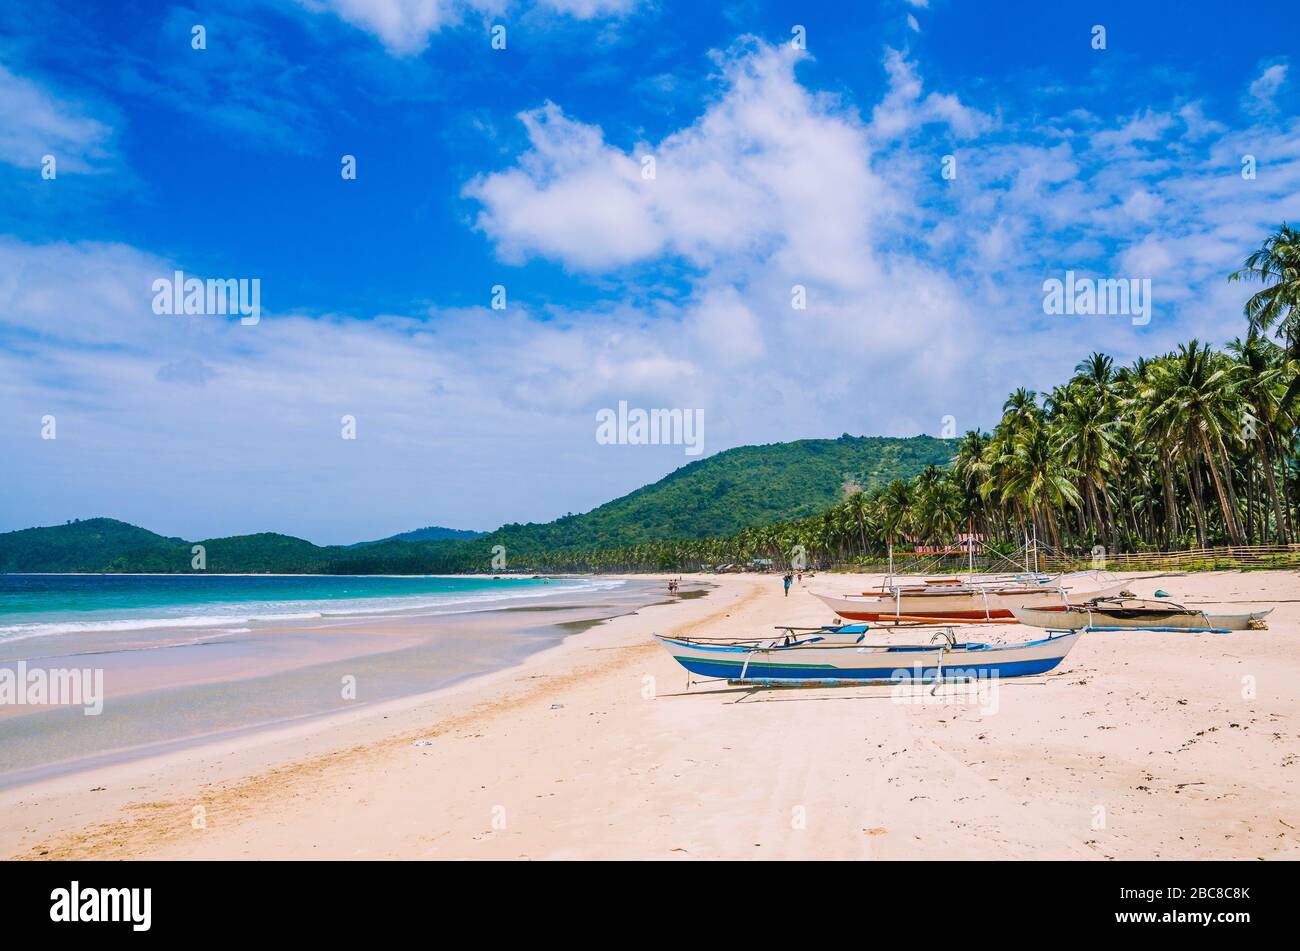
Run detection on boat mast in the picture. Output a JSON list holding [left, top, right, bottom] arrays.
[[967, 516, 974, 575]]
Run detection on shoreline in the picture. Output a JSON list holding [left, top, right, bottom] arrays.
[[0, 577, 668, 790], [3, 569, 1297, 860]]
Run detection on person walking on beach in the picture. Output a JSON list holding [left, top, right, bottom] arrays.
[[783, 573, 793, 597]]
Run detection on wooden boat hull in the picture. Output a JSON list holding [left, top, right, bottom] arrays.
[[655, 631, 1081, 683], [814, 582, 1128, 622], [1011, 605, 1273, 631]]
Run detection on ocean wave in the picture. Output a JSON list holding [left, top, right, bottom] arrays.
[[0, 578, 626, 643]]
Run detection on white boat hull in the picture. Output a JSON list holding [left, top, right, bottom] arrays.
[[1011, 605, 1273, 631], [815, 581, 1129, 621], [656, 631, 1082, 684]]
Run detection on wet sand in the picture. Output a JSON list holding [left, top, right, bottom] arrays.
[[0, 581, 664, 789]]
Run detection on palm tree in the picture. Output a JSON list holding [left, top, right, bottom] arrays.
[[1231, 223, 1300, 408], [1056, 382, 1121, 546], [952, 429, 991, 546], [994, 423, 1080, 550], [1138, 342, 1246, 544], [1227, 333, 1292, 542], [1001, 388, 1042, 433], [877, 479, 913, 557], [1074, 351, 1115, 395], [843, 490, 871, 555]]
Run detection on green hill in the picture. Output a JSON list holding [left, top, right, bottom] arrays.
[[0, 435, 952, 573], [350, 525, 484, 547], [0, 518, 187, 573], [487, 435, 953, 552]]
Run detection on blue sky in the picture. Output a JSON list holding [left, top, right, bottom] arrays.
[[1, 0, 1297, 543]]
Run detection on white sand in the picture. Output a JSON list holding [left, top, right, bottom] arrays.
[[3, 570, 1297, 860]]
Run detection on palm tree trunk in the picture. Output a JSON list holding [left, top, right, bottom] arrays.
[[1185, 459, 1208, 547], [1083, 479, 1103, 544], [1160, 459, 1180, 547], [1200, 431, 1245, 544], [1260, 435, 1290, 544], [1097, 478, 1118, 548]]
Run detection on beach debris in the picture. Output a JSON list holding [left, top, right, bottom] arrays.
[[550, 703, 564, 709], [412, 739, 434, 747], [1154, 589, 1170, 598]]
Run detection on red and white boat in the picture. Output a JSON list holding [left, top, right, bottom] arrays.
[[813, 575, 1130, 623]]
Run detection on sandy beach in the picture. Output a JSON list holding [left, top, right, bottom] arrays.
[[2, 569, 1298, 861]]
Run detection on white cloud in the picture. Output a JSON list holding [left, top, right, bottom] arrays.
[[464, 40, 996, 441], [1090, 109, 1176, 155], [0, 64, 114, 172], [869, 48, 993, 142], [297, 0, 473, 55], [469, 41, 907, 288], [298, 0, 638, 55], [541, 0, 638, 18], [1246, 62, 1288, 112], [1177, 102, 1226, 141]]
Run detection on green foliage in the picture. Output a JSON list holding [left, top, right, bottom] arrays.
[[483, 436, 954, 553], [0, 518, 188, 573]]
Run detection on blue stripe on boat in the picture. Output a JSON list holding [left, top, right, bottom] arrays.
[[671, 656, 1067, 681]]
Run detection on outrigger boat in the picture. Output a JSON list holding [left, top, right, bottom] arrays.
[[654, 624, 1082, 685], [1011, 598, 1272, 632], [813, 574, 1130, 623]]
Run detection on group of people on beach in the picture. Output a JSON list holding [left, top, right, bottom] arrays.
[[667, 578, 681, 593]]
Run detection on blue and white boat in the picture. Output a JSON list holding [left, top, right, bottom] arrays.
[[655, 624, 1081, 686]]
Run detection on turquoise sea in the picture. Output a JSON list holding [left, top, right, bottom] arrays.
[[0, 574, 621, 644]]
